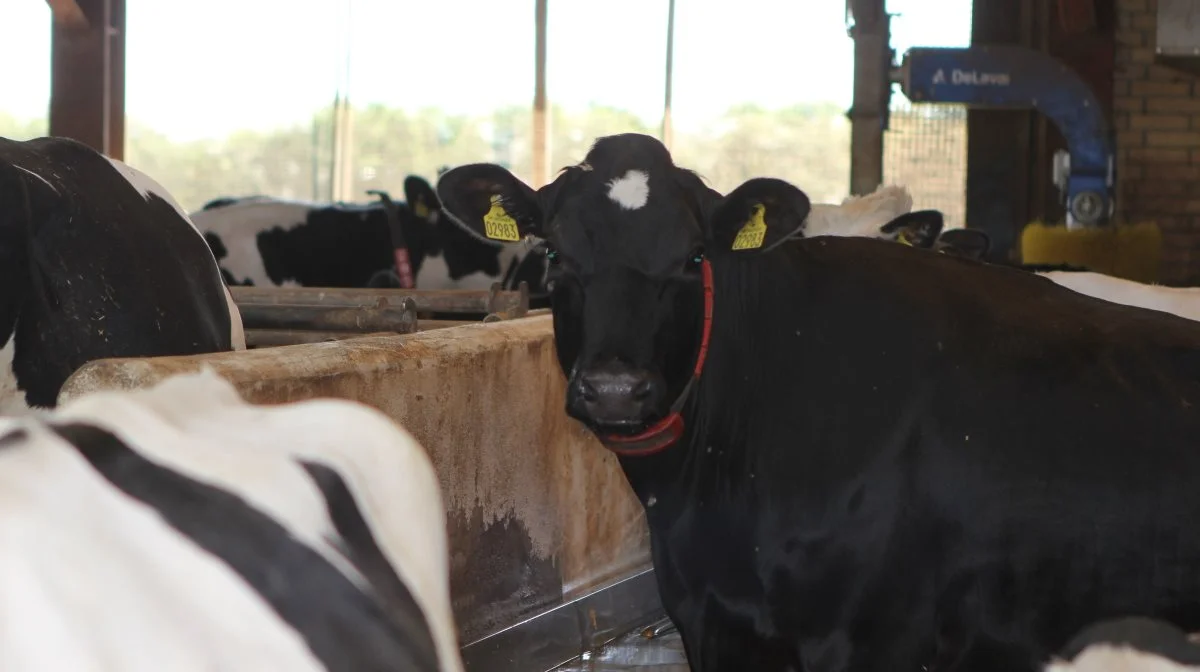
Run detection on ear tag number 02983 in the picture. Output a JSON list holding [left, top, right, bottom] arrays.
[[731, 203, 767, 250], [483, 194, 521, 242]]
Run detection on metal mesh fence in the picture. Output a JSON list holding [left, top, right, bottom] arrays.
[[883, 88, 967, 229]]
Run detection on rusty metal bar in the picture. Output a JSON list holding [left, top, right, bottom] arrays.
[[416, 320, 482, 331], [230, 285, 524, 314], [244, 329, 399, 348], [486, 281, 530, 317], [238, 299, 418, 333]]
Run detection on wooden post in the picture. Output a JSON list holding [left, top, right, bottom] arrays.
[[532, 0, 549, 187], [49, 0, 125, 159], [847, 0, 889, 196]]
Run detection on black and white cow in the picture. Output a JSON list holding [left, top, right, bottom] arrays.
[[1046, 617, 1200, 671], [193, 176, 548, 295], [0, 369, 462, 671], [1, 136, 244, 414], [803, 183, 944, 247], [437, 133, 1200, 671]]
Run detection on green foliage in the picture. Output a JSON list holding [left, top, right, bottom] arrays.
[[0, 102, 852, 212]]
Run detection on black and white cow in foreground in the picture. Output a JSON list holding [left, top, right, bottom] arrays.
[[0, 369, 462, 672], [1, 136, 245, 414], [933, 227, 1200, 323], [1046, 617, 1200, 671], [438, 133, 1200, 671], [193, 175, 548, 294]]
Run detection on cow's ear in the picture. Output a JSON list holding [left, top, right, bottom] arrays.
[[936, 228, 991, 260], [708, 178, 811, 253], [878, 210, 944, 248], [436, 164, 543, 245], [403, 175, 440, 223]]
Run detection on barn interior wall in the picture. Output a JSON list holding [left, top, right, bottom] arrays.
[[1114, 0, 1200, 285]]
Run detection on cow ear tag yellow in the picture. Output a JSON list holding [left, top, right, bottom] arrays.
[[896, 229, 915, 246], [414, 199, 430, 219], [731, 203, 767, 250], [482, 194, 521, 242]]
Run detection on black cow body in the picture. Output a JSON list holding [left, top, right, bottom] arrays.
[[194, 176, 548, 300], [0, 136, 243, 412], [437, 133, 1200, 672]]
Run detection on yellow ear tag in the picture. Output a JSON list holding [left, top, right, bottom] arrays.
[[482, 194, 521, 242], [896, 230, 915, 247], [414, 199, 430, 219], [731, 203, 768, 251]]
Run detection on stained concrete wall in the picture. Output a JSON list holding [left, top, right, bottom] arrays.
[[59, 316, 651, 644]]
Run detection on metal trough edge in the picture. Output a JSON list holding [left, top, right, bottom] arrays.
[[460, 567, 665, 672]]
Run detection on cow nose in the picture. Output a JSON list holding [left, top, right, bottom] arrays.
[[572, 366, 661, 427]]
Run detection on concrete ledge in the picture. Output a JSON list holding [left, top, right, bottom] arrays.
[[60, 317, 651, 643]]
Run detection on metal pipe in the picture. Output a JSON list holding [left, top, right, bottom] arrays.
[[662, 0, 676, 151], [244, 329, 399, 348], [238, 299, 419, 333], [229, 285, 525, 314], [532, 0, 549, 187]]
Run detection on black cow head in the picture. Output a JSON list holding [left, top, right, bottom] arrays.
[[877, 209, 945, 249], [934, 228, 991, 261], [404, 176, 440, 227], [437, 133, 810, 445]]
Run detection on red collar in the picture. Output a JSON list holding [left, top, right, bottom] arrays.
[[392, 247, 415, 289], [599, 258, 714, 457]]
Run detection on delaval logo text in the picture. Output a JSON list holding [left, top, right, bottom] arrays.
[[931, 68, 1012, 86]]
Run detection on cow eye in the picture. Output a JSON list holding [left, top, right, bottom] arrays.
[[545, 248, 560, 266], [685, 247, 705, 272]]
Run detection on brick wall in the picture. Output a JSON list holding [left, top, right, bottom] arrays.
[[1115, 0, 1200, 285]]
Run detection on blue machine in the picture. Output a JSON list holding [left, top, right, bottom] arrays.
[[893, 45, 1115, 227]]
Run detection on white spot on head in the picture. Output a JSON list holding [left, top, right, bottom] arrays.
[[607, 170, 650, 210]]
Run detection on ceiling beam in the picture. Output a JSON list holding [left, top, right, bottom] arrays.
[[45, 0, 91, 30]]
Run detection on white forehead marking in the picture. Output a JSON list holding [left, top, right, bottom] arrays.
[[607, 169, 650, 210]]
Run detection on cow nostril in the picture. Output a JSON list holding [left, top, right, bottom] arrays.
[[580, 379, 598, 403], [632, 379, 653, 401]]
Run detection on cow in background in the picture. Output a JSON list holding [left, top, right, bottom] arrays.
[[1, 136, 244, 414], [0, 369, 461, 671], [194, 175, 548, 299]]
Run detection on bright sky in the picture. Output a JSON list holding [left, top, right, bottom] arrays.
[[1, 0, 970, 141]]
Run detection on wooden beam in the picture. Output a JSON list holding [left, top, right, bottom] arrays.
[[45, 0, 90, 30], [848, 0, 890, 196], [49, 0, 125, 159]]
